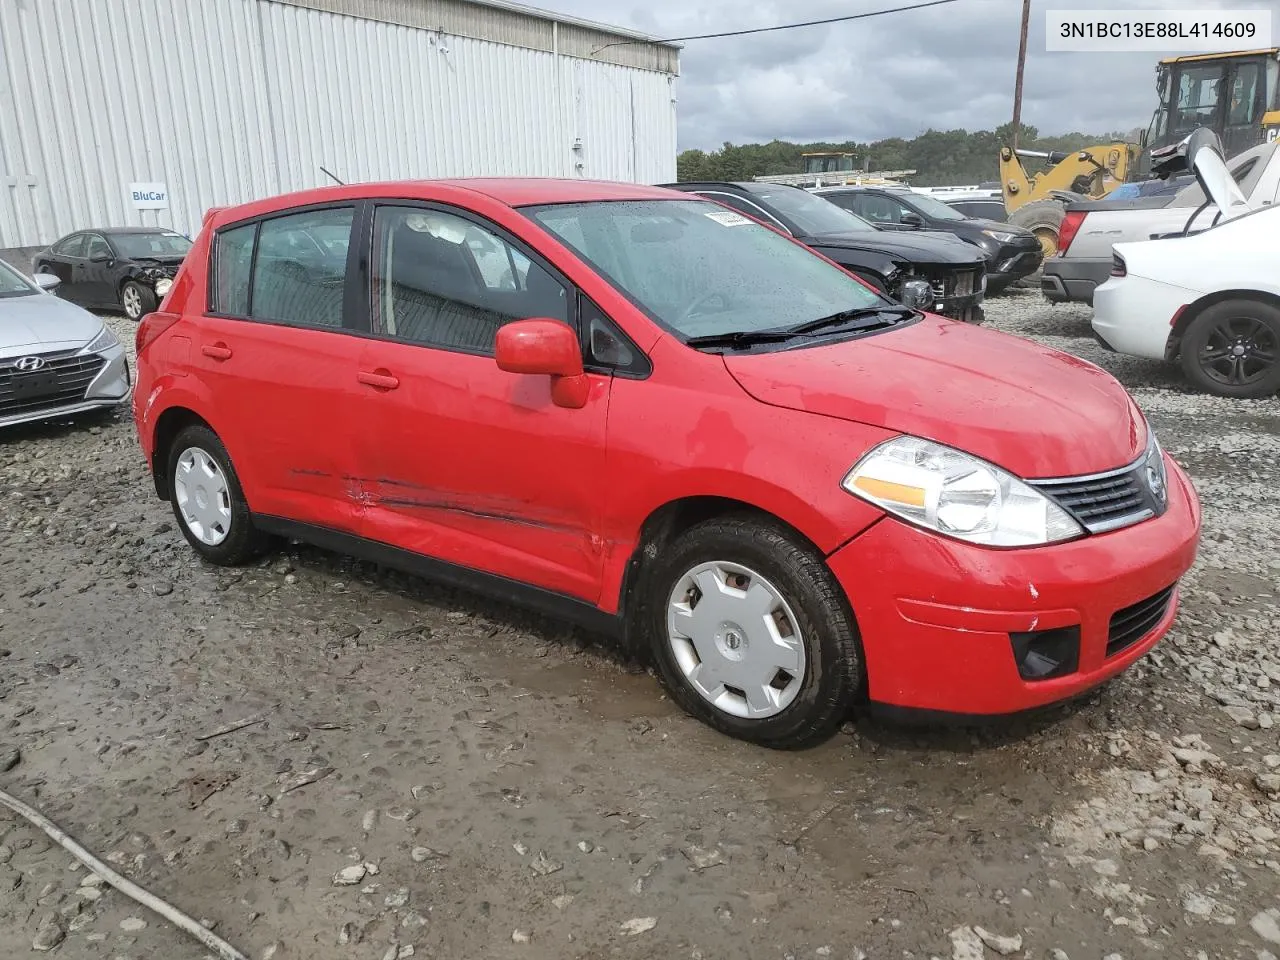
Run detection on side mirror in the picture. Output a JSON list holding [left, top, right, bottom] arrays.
[[33, 272, 61, 291], [900, 211, 924, 227], [495, 318, 589, 409]]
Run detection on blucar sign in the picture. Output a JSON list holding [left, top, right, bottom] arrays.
[[129, 182, 169, 209]]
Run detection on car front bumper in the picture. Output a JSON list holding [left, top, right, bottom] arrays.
[[987, 245, 1044, 287], [0, 344, 131, 428], [828, 455, 1200, 715], [1092, 275, 1195, 361], [1041, 256, 1111, 304]]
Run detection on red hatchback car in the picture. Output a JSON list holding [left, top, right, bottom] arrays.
[[132, 179, 1201, 748]]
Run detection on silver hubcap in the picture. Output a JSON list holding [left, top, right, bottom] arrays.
[[123, 285, 141, 317], [174, 447, 232, 546], [666, 561, 806, 720]]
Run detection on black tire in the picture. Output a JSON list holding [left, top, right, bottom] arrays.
[[121, 280, 157, 321], [1179, 299, 1280, 399], [166, 425, 270, 566], [1008, 199, 1066, 258], [644, 515, 863, 749]]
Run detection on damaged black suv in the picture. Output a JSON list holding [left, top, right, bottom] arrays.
[[660, 182, 987, 323], [33, 227, 192, 321]]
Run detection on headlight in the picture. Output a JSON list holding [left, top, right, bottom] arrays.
[[82, 325, 120, 355], [155, 277, 173, 297], [842, 436, 1084, 547], [982, 229, 1019, 243], [1144, 431, 1167, 508]]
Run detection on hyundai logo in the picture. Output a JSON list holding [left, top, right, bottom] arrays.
[[14, 356, 46, 372]]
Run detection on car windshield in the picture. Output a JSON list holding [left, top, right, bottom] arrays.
[[111, 231, 192, 259], [906, 194, 967, 221], [523, 199, 887, 339], [0, 260, 37, 299], [749, 187, 878, 235]]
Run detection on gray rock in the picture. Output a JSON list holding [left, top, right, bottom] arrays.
[[974, 927, 1022, 956], [1252, 910, 1280, 945], [530, 851, 563, 876], [948, 926, 984, 960], [1225, 705, 1261, 729], [153, 582, 173, 596], [120, 916, 147, 932], [0, 745, 19, 772], [332, 864, 368, 886], [31, 915, 64, 952], [1258, 774, 1280, 795]]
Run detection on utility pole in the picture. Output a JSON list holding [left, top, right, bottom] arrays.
[[1011, 0, 1031, 150]]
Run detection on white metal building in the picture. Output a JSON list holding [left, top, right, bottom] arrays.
[[0, 0, 680, 257]]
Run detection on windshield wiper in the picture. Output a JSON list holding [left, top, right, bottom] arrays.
[[683, 329, 802, 349], [684, 306, 916, 351], [785, 306, 916, 336]]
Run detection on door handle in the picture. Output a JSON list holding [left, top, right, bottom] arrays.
[[357, 369, 400, 390], [201, 343, 232, 361]]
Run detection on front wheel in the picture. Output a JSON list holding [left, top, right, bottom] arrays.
[[121, 280, 157, 321], [645, 516, 863, 749], [1180, 299, 1280, 399]]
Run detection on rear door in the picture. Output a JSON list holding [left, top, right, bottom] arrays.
[[350, 201, 612, 602], [81, 233, 117, 306], [194, 204, 364, 531], [44, 234, 87, 301]]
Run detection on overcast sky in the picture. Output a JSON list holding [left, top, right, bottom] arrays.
[[543, 0, 1276, 149]]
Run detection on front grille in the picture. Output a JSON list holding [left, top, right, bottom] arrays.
[[1107, 585, 1175, 658], [0, 350, 106, 418], [1030, 459, 1162, 534]]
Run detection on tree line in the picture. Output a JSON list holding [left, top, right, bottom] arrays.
[[676, 123, 1144, 186]]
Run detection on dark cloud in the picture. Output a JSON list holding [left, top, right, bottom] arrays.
[[546, 0, 1275, 147]]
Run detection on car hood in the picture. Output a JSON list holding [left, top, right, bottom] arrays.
[[131, 256, 187, 269], [722, 316, 1147, 478], [804, 231, 984, 265], [0, 293, 102, 356]]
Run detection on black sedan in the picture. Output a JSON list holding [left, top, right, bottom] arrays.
[[661, 182, 987, 323], [33, 227, 192, 320], [812, 186, 1043, 293]]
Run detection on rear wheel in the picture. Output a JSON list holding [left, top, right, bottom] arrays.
[[1008, 200, 1066, 258], [1180, 299, 1280, 399], [645, 516, 862, 749], [167, 425, 269, 565], [121, 280, 156, 321]]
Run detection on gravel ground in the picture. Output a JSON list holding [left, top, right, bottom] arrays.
[[1, 290, 1279, 960]]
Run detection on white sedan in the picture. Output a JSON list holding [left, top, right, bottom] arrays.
[[1092, 138, 1279, 399]]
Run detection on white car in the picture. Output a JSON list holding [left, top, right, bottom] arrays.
[[1092, 130, 1280, 399]]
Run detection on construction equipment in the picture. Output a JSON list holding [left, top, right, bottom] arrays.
[[754, 152, 917, 188], [1004, 47, 1280, 256], [1002, 143, 1135, 256]]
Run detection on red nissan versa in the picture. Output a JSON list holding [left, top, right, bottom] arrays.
[[132, 180, 1201, 748]]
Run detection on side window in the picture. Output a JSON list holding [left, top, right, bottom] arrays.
[[858, 194, 905, 224], [54, 234, 85, 257], [212, 223, 256, 316], [84, 235, 112, 260], [371, 206, 569, 354], [251, 207, 353, 328]]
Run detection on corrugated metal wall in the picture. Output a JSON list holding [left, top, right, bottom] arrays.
[[0, 0, 678, 250]]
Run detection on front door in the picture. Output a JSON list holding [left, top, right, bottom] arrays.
[[352, 203, 611, 603], [193, 205, 364, 532]]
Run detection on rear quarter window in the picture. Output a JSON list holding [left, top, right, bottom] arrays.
[[212, 224, 256, 315]]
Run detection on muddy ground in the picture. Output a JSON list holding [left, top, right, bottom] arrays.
[[2, 290, 1279, 960]]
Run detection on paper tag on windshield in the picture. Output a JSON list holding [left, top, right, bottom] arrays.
[[704, 210, 751, 227]]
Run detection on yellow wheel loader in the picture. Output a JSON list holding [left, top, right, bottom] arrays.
[[1003, 47, 1280, 256]]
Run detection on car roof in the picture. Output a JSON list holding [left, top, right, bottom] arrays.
[[59, 227, 180, 238], [208, 179, 686, 229]]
